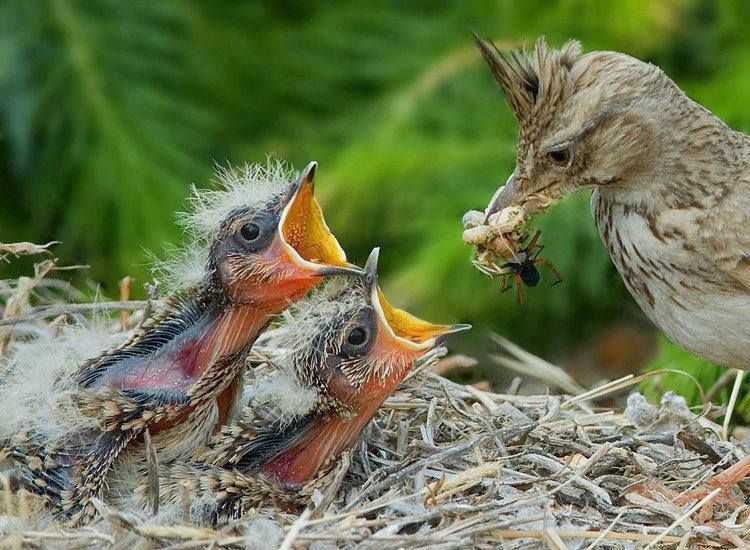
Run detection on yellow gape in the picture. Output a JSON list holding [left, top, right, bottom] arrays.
[[281, 175, 349, 267], [375, 287, 459, 350]]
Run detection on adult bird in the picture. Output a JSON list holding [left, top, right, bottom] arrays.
[[1, 160, 361, 524], [473, 37, 749, 432], [145, 249, 469, 522]]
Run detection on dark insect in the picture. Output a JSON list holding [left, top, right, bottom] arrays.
[[500, 230, 562, 304]]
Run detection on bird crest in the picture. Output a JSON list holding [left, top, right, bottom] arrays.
[[474, 36, 581, 126]]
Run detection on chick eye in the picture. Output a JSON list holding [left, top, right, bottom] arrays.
[[346, 326, 368, 347], [239, 222, 261, 242], [548, 147, 571, 165]]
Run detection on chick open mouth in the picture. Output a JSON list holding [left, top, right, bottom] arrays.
[[373, 286, 470, 351], [278, 162, 351, 271]]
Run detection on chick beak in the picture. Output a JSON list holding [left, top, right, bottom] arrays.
[[276, 161, 362, 279], [365, 248, 471, 352], [374, 288, 471, 350], [485, 172, 520, 219]]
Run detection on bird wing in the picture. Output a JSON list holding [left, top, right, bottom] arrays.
[[58, 388, 190, 524], [76, 291, 208, 389], [1, 429, 88, 510], [153, 461, 298, 524], [76, 387, 191, 431], [63, 430, 140, 525], [696, 178, 750, 291], [197, 414, 312, 470]]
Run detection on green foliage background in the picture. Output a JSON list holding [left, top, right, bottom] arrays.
[[1, 0, 748, 418]]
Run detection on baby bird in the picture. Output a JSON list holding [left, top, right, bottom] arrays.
[[474, 38, 750, 401], [149, 249, 469, 522], [1, 160, 359, 524]]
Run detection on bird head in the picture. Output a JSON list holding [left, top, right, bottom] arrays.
[[295, 248, 471, 412], [241, 248, 470, 485], [182, 160, 360, 309], [476, 36, 669, 216]]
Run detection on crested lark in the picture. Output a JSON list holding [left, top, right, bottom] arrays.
[[474, 37, 749, 432]]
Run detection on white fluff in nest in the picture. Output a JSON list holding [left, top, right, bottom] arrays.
[[243, 517, 284, 550], [250, 371, 319, 422], [624, 393, 658, 428], [0, 320, 125, 443], [154, 158, 296, 291], [625, 391, 696, 434]]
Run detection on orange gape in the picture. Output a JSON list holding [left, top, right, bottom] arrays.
[[376, 288, 457, 345]]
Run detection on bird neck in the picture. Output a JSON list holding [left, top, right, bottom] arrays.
[[260, 374, 409, 486], [186, 300, 270, 379], [260, 408, 369, 486]]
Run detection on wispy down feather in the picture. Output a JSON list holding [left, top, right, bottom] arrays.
[[153, 158, 297, 291], [0, 319, 127, 444]]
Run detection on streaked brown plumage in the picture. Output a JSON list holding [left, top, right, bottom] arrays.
[[3, 161, 360, 524], [474, 37, 750, 380], [142, 249, 469, 523]]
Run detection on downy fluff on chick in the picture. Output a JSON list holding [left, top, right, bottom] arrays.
[[149, 249, 469, 522], [1, 159, 359, 525]]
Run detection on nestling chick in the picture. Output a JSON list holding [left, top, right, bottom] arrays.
[[474, 37, 750, 378], [149, 249, 469, 522], [1, 160, 360, 524]]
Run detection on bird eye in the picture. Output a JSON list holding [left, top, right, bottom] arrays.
[[347, 326, 368, 347], [548, 147, 571, 165], [239, 222, 261, 242]]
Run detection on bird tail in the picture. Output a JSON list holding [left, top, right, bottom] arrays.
[[0, 429, 86, 514], [62, 429, 140, 526], [140, 461, 298, 526]]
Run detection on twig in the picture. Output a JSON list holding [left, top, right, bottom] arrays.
[[0, 300, 152, 327], [0, 241, 59, 261], [119, 276, 133, 330], [722, 369, 745, 440], [278, 506, 312, 550], [0, 260, 56, 354], [491, 333, 585, 395], [643, 488, 722, 549], [489, 528, 684, 544], [705, 369, 737, 403], [582, 510, 627, 550]]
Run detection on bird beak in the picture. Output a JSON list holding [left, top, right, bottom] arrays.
[[365, 248, 471, 352], [277, 161, 362, 278], [485, 172, 521, 219]]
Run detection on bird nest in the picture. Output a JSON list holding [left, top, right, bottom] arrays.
[[1, 247, 750, 549]]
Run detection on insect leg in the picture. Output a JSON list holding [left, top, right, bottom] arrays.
[[534, 258, 563, 286]]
